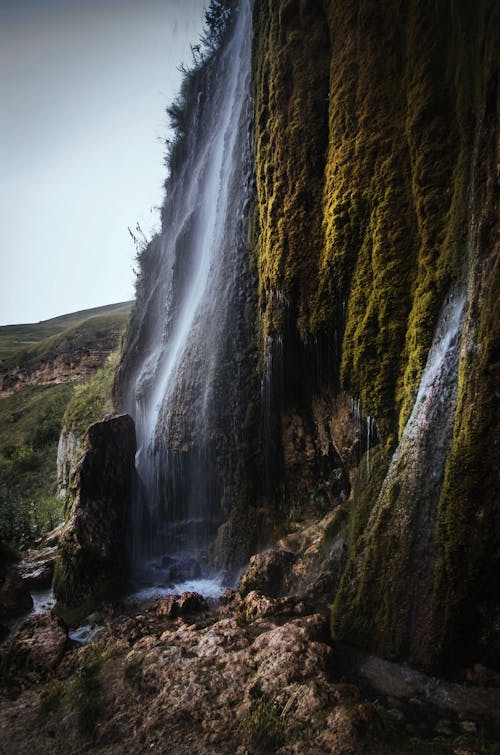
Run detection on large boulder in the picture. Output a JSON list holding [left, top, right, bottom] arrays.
[[6, 611, 68, 674], [0, 570, 33, 620], [154, 592, 209, 619], [53, 414, 136, 607], [238, 548, 296, 598]]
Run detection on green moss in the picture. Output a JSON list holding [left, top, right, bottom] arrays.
[[53, 537, 120, 613], [253, 0, 331, 348], [253, 0, 476, 448], [331, 449, 392, 649], [239, 697, 285, 753], [62, 352, 119, 438], [67, 658, 103, 736], [428, 2, 500, 672]]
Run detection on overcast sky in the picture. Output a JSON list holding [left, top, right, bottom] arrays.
[[0, 0, 206, 325]]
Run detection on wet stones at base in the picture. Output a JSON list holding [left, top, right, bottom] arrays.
[[154, 591, 209, 619], [15, 546, 58, 589]]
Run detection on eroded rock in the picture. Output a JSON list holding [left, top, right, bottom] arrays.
[[154, 591, 209, 619], [16, 546, 57, 589], [0, 570, 33, 619], [53, 414, 136, 607], [7, 611, 68, 674], [238, 548, 296, 598]]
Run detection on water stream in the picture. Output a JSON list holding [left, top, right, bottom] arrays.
[[121, 1, 254, 588]]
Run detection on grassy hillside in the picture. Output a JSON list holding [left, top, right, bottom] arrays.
[[0, 384, 73, 547], [0, 302, 132, 548], [0, 301, 132, 367]]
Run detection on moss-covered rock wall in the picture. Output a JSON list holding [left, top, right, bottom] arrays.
[[252, 0, 499, 675]]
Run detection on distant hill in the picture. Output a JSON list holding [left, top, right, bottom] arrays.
[[0, 302, 133, 396], [0, 301, 133, 366]]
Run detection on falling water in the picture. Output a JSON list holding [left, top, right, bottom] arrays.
[[120, 0, 254, 586]]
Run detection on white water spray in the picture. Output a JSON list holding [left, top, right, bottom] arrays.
[[122, 1, 254, 575]]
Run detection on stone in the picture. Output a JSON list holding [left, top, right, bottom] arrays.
[[236, 590, 274, 623], [53, 414, 136, 607], [0, 569, 33, 619], [177, 592, 208, 614], [154, 592, 208, 619], [155, 595, 178, 618], [16, 546, 57, 589], [8, 611, 68, 673], [238, 549, 296, 598]]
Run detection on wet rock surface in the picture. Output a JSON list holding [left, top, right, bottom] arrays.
[[0, 594, 380, 754], [0, 555, 497, 755], [154, 591, 209, 619], [15, 547, 57, 589], [335, 641, 500, 740]]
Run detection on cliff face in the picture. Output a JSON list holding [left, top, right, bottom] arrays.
[[252, 0, 499, 675], [114, 0, 498, 678]]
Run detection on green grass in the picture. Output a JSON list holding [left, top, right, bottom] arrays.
[[0, 383, 73, 547], [0, 301, 132, 367], [0, 306, 132, 372], [61, 351, 119, 438]]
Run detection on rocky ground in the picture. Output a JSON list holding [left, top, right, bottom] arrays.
[[0, 515, 498, 754]]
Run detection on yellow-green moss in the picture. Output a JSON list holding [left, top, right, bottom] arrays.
[[253, 0, 476, 448], [429, 0, 500, 672], [253, 0, 331, 346], [253, 0, 498, 674]]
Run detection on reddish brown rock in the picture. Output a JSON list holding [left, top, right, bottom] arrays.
[[155, 595, 178, 618], [154, 591, 208, 619], [238, 549, 296, 598], [177, 591, 208, 614], [8, 612, 68, 673]]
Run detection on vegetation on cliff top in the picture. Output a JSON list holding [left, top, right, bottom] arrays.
[[0, 301, 131, 368]]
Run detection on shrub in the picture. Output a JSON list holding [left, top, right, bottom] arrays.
[[67, 659, 103, 736]]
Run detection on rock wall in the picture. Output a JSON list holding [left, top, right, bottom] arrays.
[[252, 0, 499, 675], [53, 414, 136, 607], [113, 0, 498, 677]]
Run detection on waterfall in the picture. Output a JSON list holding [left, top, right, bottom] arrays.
[[120, 0, 254, 581]]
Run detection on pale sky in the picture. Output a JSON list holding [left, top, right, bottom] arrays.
[[0, 0, 206, 325]]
